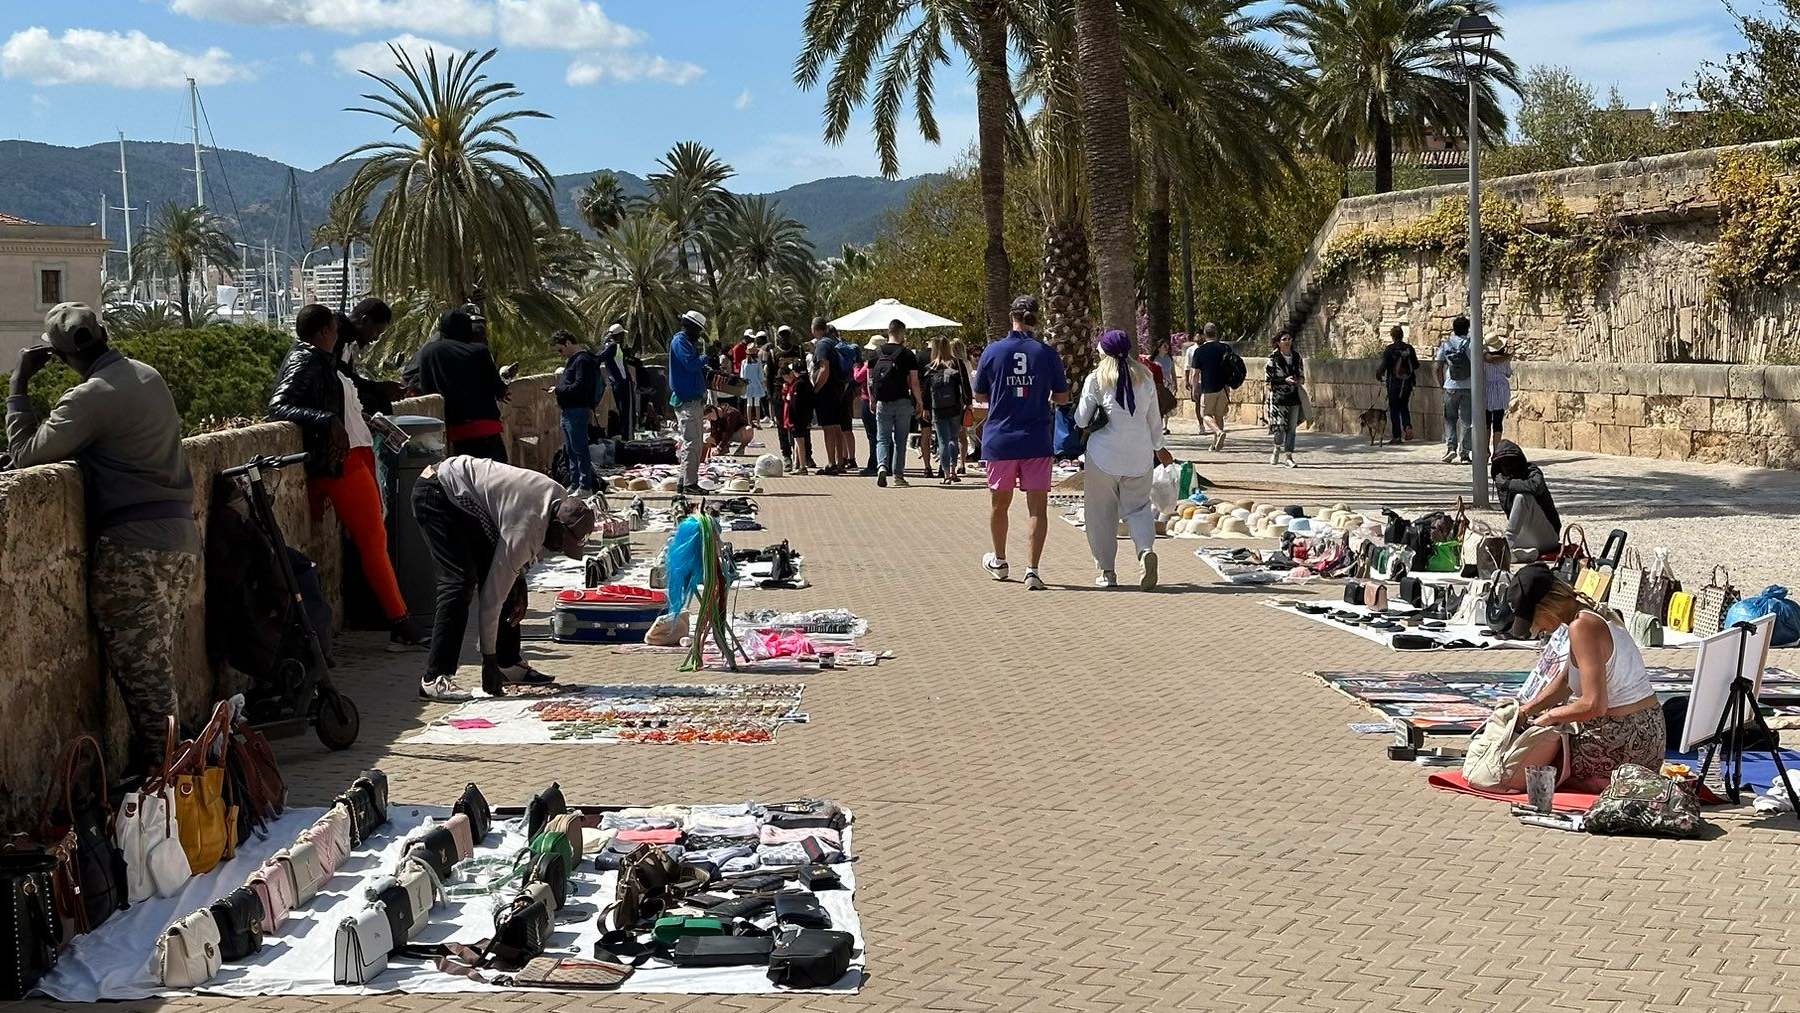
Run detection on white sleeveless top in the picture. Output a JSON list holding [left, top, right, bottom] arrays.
[[1527, 619, 1654, 709]]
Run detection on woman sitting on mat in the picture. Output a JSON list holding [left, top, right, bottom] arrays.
[[1510, 565, 1665, 790]]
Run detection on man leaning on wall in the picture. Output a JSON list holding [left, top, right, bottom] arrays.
[[6, 303, 199, 772]]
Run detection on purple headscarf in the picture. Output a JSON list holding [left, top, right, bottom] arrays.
[[1098, 329, 1136, 415]]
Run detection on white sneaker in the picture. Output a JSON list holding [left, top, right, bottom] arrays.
[[1441, 449, 1457, 463], [1095, 571, 1118, 588], [1270, 449, 1281, 465], [419, 675, 473, 702], [983, 553, 1010, 581], [1212, 432, 1226, 452], [1285, 454, 1298, 469], [1139, 549, 1159, 590], [1023, 570, 1047, 591]]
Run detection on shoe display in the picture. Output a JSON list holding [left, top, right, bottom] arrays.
[[982, 553, 1010, 582]]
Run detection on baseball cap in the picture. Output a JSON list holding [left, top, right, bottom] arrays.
[[1504, 564, 1557, 639], [43, 303, 105, 352], [552, 497, 596, 558]]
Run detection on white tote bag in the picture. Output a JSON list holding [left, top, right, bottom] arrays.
[[116, 786, 191, 903]]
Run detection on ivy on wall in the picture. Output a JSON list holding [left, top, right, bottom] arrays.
[[1318, 190, 1635, 303], [1709, 146, 1800, 299]]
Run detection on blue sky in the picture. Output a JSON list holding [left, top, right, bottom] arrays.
[[0, 1, 1754, 192]]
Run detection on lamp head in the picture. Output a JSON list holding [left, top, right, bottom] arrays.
[[1449, 13, 1498, 69]]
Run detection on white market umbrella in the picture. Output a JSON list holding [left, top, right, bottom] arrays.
[[829, 298, 960, 333]]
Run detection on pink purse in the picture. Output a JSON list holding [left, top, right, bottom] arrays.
[[445, 813, 475, 861], [301, 806, 353, 873], [247, 857, 297, 933]]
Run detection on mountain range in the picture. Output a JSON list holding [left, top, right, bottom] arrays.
[[0, 139, 932, 258]]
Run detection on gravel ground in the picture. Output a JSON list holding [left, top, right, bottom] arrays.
[[1167, 417, 1800, 596]]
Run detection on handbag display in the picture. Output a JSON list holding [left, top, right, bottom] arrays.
[[116, 780, 189, 904], [301, 807, 352, 874], [1555, 524, 1591, 584], [227, 717, 287, 829], [1667, 591, 1697, 634], [0, 851, 62, 999], [41, 735, 125, 935], [525, 783, 566, 840], [1424, 540, 1461, 573], [453, 783, 491, 842], [356, 770, 389, 825], [1609, 548, 1647, 616], [334, 781, 385, 846], [490, 882, 555, 969], [766, 928, 854, 989], [1460, 701, 1568, 791], [528, 831, 577, 872], [369, 877, 416, 950], [163, 709, 234, 876], [156, 908, 222, 988], [672, 934, 774, 968], [333, 904, 393, 985], [275, 840, 330, 905], [1628, 610, 1666, 648], [773, 891, 832, 929], [1695, 566, 1741, 638], [405, 825, 460, 879], [524, 850, 569, 911], [445, 813, 475, 862], [247, 858, 297, 934], [508, 955, 634, 989], [544, 812, 587, 859], [207, 885, 265, 961]]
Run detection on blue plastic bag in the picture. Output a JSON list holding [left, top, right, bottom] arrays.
[[1725, 586, 1800, 647], [1053, 404, 1085, 460]]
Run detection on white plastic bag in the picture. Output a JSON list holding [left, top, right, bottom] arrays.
[[1150, 464, 1180, 518], [754, 453, 785, 478]]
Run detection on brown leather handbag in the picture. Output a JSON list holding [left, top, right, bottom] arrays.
[[228, 714, 286, 828], [38, 736, 125, 937]]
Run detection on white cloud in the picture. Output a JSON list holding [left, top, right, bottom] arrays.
[[496, 0, 641, 51], [170, 0, 493, 37], [334, 33, 463, 76], [566, 52, 703, 87], [735, 89, 752, 111], [1, 27, 248, 88], [1502, 1, 1735, 107]]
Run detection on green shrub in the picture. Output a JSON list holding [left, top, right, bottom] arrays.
[[3, 324, 294, 435]]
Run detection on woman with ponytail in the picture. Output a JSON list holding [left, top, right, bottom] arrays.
[[1074, 329, 1174, 590]]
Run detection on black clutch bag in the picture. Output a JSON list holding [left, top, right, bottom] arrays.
[[766, 929, 853, 988], [773, 891, 831, 929], [672, 935, 774, 967]]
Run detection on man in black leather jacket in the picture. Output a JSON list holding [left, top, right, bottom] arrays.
[[269, 304, 425, 650]]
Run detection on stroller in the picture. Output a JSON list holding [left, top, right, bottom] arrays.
[[210, 451, 359, 750]]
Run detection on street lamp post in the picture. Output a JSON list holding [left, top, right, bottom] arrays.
[[1451, 13, 1498, 508]]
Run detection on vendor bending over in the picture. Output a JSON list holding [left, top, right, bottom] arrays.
[[1491, 440, 1561, 562], [704, 402, 752, 460], [411, 455, 594, 700], [1510, 565, 1664, 791]]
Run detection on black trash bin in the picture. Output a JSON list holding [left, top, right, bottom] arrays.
[[385, 415, 446, 625]]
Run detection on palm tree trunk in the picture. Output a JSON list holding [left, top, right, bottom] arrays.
[[1179, 201, 1195, 337], [1072, 0, 1136, 335], [1042, 216, 1094, 387], [974, 0, 1012, 342], [340, 240, 352, 311], [177, 259, 193, 328], [1145, 169, 1172, 353], [1374, 112, 1394, 194]]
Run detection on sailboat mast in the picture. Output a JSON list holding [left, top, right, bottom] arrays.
[[189, 78, 205, 207], [99, 193, 108, 286], [116, 133, 134, 291]]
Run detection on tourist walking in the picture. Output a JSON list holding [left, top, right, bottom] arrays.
[[549, 329, 603, 493], [925, 336, 971, 483], [1185, 323, 1234, 451], [670, 310, 710, 495], [1149, 337, 1177, 434], [956, 338, 981, 464], [742, 334, 768, 425], [1509, 565, 1665, 791], [411, 455, 594, 700], [854, 340, 878, 475], [1076, 330, 1175, 590], [7, 303, 200, 769], [973, 296, 1069, 591], [411, 306, 511, 461], [598, 323, 632, 438], [269, 304, 426, 651], [1264, 331, 1305, 468], [809, 317, 851, 474], [1375, 324, 1420, 443], [780, 361, 814, 475], [1485, 336, 1513, 441], [870, 319, 925, 487], [1436, 315, 1475, 463]]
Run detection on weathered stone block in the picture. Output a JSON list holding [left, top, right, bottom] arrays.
[[1643, 394, 1686, 428], [1513, 418, 1545, 448], [1600, 424, 1633, 457], [1615, 394, 1646, 427], [1728, 365, 1768, 400], [1769, 436, 1800, 469], [1679, 396, 1712, 431], [1765, 368, 1800, 402], [1543, 421, 1572, 451], [1571, 422, 1602, 453]]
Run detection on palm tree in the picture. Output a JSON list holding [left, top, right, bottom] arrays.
[[584, 214, 698, 353], [643, 142, 737, 316], [726, 196, 817, 283], [130, 202, 239, 328], [106, 300, 189, 338], [338, 46, 557, 306], [1278, 0, 1518, 194], [796, 0, 1021, 341], [313, 188, 372, 311], [575, 171, 630, 236]]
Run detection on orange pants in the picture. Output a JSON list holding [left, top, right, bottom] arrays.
[[309, 446, 407, 622]]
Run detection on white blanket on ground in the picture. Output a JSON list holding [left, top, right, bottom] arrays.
[[401, 685, 808, 745], [38, 806, 862, 999]]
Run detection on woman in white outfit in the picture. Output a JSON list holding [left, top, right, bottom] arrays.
[[1075, 329, 1174, 590]]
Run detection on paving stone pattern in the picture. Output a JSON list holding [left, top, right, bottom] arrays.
[[48, 430, 1800, 1013]]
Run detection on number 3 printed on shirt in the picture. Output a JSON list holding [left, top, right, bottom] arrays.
[[1011, 352, 1028, 375]]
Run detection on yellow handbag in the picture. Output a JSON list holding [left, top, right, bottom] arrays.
[[1667, 591, 1696, 634], [1576, 562, 1613, 603], [160, 708, 234, 875]]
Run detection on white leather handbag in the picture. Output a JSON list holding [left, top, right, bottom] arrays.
[[156, 908, 223, 988], [117, 787, 191, 903], [275, 840, 330, 905], [334, 904, 393, 986]]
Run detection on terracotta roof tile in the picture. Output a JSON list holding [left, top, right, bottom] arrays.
[[0, 211, 39, 226]]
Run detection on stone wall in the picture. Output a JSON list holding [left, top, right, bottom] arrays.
[[1228, 358, 1800, 469], [1266, 141, 1800, 367], [0, 374, 559, 823]]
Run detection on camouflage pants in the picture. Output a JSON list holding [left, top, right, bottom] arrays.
[[90, 538, 198, 769]]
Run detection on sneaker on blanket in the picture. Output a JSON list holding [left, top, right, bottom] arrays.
[[501, 664, 553, 685], [982, 553, 1010, 581], [419, 675, 473, 702]]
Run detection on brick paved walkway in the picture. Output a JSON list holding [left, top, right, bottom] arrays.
[[57, 429, 1800, 1013]]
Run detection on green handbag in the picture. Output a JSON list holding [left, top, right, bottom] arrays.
[[528, 831, 575, 869], [1426, 539, 1462, 573]]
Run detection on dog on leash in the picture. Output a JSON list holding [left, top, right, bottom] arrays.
[[1357, 407, 1389, 445]]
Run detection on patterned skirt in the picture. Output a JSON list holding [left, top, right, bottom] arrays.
[[1568, 705, 1667, 790]]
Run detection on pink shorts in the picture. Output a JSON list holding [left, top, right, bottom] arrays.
[[985, 456, 1053, 493]]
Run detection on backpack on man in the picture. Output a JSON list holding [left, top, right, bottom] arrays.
[[1223, 347, 1247, 390], [871, 345, 910, 402], [1444, 338, 1471, 383]]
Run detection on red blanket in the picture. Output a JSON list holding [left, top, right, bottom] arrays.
[[1427, 771, 1602, 813]]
